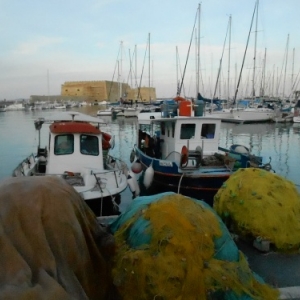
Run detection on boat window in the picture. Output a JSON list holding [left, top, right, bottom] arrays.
[[54, 135, 74, 155], [180, 123, 195, 139], [201, 123, 216, 139], [139, 124, 152, 135], [172, 122, 175, 138], [80, 135, 99, 156], [161, 122, 165, 135]]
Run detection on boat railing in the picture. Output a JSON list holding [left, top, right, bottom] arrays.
[[12, 153, 37, 177], [34, 166, 126, 191], [164, 151, 181, 161], [105, 155, 128, 171], [92, 166, 127, 190]]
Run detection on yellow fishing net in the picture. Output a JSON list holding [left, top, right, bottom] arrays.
[[110, 193, 278, 300], [214, 168, 300, 252]]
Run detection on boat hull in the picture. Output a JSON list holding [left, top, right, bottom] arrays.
[[140, 169, 229, 206], [134, 146, 233, 206], [134, 142, 267, 206], [293, 116, 300, 123]]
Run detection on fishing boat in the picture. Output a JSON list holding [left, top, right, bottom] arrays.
[[0, 104, 6, 112], [12, 111, 129, 217], [123, 106, 142, 118], [293, 99, 300, 123], [130, 102, 273, 206], [97, 106, 124, 117]]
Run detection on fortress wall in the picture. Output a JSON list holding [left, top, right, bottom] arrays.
[[61, 80, 156, 103]]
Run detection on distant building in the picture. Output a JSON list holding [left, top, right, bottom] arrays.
[[61, 80, 156, 104]]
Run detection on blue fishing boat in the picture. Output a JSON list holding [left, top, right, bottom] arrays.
[[129, 99, 273, 206]]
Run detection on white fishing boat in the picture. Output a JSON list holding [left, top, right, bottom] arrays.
[[123, 106, 143, 118], [97, 106, 124, 117], [12, 111, 130, 217], [53, 103, 66, 109], [293, 100, 300, 123], [6, 102, 25, 110], [0, 104, 7, 112], [97, 108, 113, 116]]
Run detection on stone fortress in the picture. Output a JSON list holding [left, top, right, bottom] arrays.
[[30, 80, 157, 104]]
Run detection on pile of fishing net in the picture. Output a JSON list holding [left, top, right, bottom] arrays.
[[0, 176, 117, 300], [214, 168, 300, 252], [109, 192, 278, 300]]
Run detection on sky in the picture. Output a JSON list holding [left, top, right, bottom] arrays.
[[1, 0, 300, 101]]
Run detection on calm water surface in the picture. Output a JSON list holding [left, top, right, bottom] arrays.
[[1, 107, 299, 212]]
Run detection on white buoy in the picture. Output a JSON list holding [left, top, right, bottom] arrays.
[[234, 145, 249, 155], [127, 173, 136, 194], [143, 162, 154, 189], [131, 159, 143, 174], [130, 170, 140, 197], [128, 170, 140, 198]]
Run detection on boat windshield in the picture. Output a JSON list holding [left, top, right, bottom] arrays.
[[80, 135, 99, 156], [201, 123, 216, 139], [180, 124, 196, 139], [54, 134, 74, 155]]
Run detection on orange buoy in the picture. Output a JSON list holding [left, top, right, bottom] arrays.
[[180, 145, 189, 167]]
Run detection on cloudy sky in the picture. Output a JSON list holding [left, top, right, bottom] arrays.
[[1, 0, 299, 100]]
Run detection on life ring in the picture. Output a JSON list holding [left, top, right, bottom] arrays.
[[180, 145, 189, 167]]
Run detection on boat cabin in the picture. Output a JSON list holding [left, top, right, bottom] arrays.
[[45, 121, 106, 175], [137, 115, 222, 166]]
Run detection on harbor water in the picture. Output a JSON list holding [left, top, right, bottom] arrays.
[[1, 106, 300, 214]]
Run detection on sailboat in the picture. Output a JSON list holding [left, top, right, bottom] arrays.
[[293, 97, 300, 123], [227, 0, 275, 124]]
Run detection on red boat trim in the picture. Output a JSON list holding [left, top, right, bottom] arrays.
[[50, 122, 101, 134]]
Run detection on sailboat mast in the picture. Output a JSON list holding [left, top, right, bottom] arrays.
[[120, 41, 123, 99], [47, 69, 50, 103], [135, 44, 137, 89], [260, 48, 267, 97], [176, 46, 179, 95], [148, 33, 151, 102], [197, 3, 201, 97], [292, 47, 295, 94], [252, 0, 259, 99], [282, 34, 289, 99], [130, 48, 134, 89], [233, 1, 256, 104], [117, 60, 120, 100], [178, 6, 198, 97], [227, 15, 232, 103]]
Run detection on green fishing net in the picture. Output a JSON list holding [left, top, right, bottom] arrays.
[[214, 168, 300, 252], [109, 192, 278, 299]]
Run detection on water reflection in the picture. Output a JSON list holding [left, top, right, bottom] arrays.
[[0, 109, 299, 191], [219, 122, 300, 187]]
